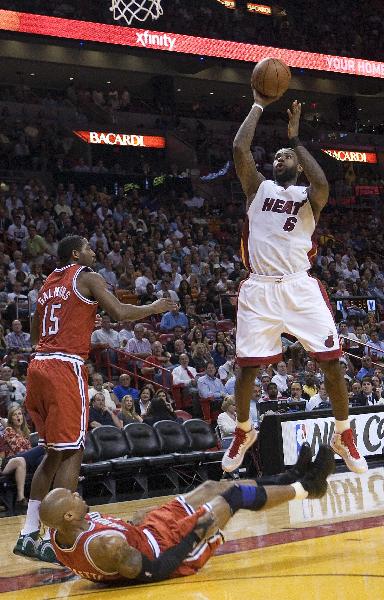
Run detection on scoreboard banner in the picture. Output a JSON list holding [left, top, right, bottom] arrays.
[[0, 9, 383, 78]]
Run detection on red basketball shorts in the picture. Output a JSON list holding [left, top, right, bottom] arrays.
[[26, 352, 89, 451], [140, 496, 223, 577]]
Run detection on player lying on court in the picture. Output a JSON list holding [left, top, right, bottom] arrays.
[[40, 444, 334, 583], [222, 83, 368, 476]]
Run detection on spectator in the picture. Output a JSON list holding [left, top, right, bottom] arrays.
[[306, 383, 331, 411], [117, 320, 135, 349], [271, 361, 290, 396], [98, 257, 118, 291], [126, 324, 152, 361], [171, 352, 198, 409], [265, 381, 279, 401], [26, 225, 48, 265], [138, 386, 153, 417], [364, 330, 384, 360], [225, 363, 241, 396], [141, 341, 167, 380], [302, 374, 318, 399], [88, 373, 118, 410], [356, 356, 375, 381], [191, 343, 212, 374], [88, 393, 121, 429], [1, 404, 45, 495], [160, 305, 189, 332], [217, 395, 237, 449], [0, 365, 26, 408], [197, 361, 226, 402], [217, 350, 235, 383], [351, 377, 382, 407], [143, 395, 179, 427], [91, 315, 120, 350], [5, 320, 31, 352], [117, 394, 142, 427], [211, 341, 228, 368], [112, 373, 139, 404]]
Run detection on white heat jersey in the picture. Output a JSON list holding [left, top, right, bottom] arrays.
[[241, 180, 316, 276]]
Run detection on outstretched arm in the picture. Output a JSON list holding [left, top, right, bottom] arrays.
[[287, 100, 329, 222], [233, 88, 280, 209], [77, 271, 177, 322]]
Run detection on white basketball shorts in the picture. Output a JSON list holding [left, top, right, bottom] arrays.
[[236, 271, 341, 366]]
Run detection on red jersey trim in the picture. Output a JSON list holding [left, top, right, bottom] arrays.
[[73, 266, 98, 305]]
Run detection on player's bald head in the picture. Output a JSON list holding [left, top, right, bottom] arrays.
[[40, 488, 79, 530]]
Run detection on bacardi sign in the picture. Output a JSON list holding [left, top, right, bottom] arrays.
[[73, 130, 166, 148], [321, 149, 377, 163]]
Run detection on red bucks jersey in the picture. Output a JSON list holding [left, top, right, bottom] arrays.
[[36, 264, 97, 359]]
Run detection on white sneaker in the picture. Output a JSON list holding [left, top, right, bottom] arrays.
[[330, 428, 368, 474], [222, 427, 257, 473]]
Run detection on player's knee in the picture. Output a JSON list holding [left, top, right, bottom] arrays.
[[238, 366, 259, 381], [318, 359, 340, 380], [201, 480, 218, 495]]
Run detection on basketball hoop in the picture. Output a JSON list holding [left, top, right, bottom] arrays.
[[110, 0, 163, 26]]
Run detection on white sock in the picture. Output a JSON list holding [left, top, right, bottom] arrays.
[[21, 499, 41, 535], [237, 419, 252, 432], [42, 529, 51, 541], [335, 419, 350, 434], [291, 481, 308, 500]]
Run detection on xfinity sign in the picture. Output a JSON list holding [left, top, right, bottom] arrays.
[[136, 30, 176, 50]]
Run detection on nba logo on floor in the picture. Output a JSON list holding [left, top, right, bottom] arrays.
[[296, 424, 307, 455]]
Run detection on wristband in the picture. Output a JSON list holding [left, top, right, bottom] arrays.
[[252, 103, 264, 112], [289, 137, 302, 148]]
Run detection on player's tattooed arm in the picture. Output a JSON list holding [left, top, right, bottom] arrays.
[[234, 88, 280, 209], [288, 100, 329, 222]]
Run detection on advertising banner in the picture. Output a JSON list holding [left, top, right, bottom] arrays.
[[322, 149, 378, 163], [281, 412, 384, 465], [73, 130, 166, 148], [0, 9, 383, 78]]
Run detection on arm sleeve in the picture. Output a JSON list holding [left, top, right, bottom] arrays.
[[134, 531, 200, 583]]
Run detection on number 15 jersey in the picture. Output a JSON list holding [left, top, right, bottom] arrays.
[[240, 180, 316, 276], [36, 264, 98, 359]]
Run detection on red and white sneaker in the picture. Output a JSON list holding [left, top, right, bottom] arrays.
[[222, 427, 257, 473], [330, 428, 368, 474]]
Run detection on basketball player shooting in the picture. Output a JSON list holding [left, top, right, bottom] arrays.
[[40, 445, 334, 584], [221, 86, 368, 475], [13, 236, 177, 562]]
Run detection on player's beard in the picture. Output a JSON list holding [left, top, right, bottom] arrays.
[[274, 165, 297, 184]]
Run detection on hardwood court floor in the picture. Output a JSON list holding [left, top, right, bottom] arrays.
[[1, 466, 383, 600]]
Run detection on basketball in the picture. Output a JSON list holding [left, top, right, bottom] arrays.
[[251, 57, 291, 97]]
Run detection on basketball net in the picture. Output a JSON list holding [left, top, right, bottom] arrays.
[[110, 0, 163, 26]]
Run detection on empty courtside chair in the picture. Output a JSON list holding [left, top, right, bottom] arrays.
[[154, 420, 205, 464], [183, 419, 224, 462], [124, 422, 178, 494], [88, 426, 132, 501], [79, 433, 112, 499]]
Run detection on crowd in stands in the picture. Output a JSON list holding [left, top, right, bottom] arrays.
[[7, 0, 384, 61]]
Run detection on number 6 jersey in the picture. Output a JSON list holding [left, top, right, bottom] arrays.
[[240, 180, 316, 276], [36, 264, 98, 359]]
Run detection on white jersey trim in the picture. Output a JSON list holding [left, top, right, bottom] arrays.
[[73, 266, 98, 306]]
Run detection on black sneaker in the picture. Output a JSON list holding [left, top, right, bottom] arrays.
[[257, 442, 313, 486], [300, 445, 335, 499], [13, 530, 39, 559]]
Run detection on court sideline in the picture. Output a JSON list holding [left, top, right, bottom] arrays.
[[1, 467, 383, 600]]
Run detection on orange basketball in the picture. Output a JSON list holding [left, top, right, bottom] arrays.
[[251, 57, 291, 98]]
